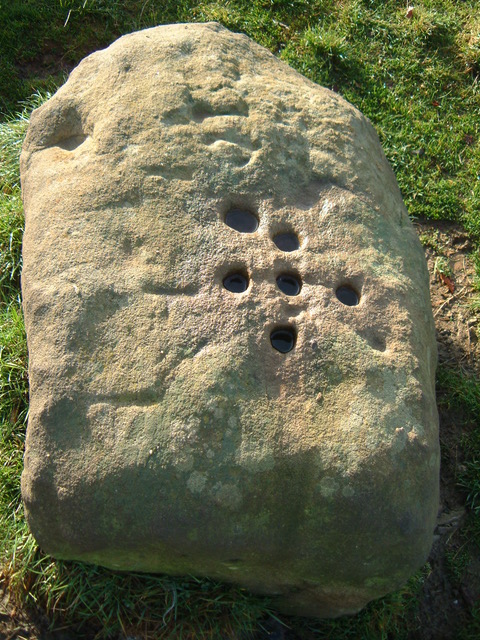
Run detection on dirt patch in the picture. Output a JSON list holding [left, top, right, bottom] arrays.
[[1, 585, 50, 640], [415, 219, 480, 375], [1, 221, 479, 640], [15, 39, 72, 82]]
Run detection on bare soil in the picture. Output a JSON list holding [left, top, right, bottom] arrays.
[[417, 219, 480, 375], [1, 221, 479, 639]]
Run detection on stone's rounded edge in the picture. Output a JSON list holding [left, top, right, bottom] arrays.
[[20, 448, 62, 562], [19, 445, 439, 620], [115, 20, 228, 41], [19, 409, 439, 618], [122, 20, 228, 39], [266, 529, 437, 618]]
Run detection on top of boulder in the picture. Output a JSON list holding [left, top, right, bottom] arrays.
[[22, 22, 406, 223]]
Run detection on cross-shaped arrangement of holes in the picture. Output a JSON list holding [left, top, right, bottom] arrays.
[[223, 208, 359, 353]]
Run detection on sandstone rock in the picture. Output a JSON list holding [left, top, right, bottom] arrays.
[[20, 22, 439, 618]]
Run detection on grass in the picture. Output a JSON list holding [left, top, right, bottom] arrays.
[[437, 366, 480, 539], [436, 366, 480, 640], [3, 533, 272, 639], [1, 0, 480, 638]]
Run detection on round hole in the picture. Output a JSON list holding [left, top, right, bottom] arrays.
[[276, 273, 301, 296], [223, 273, 249, 293], [336, 285, 359, 306], [273, 232, 300, 252], [225, 209, 258, 233], [270, 327, 296, 353]]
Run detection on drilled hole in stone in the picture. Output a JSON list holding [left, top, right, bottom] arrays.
[[273, 232, 300, 252], [223, 272, 249, 293], [270, 327, 296, 353], [336, 285, 360, 306], [225, 209, 258, 233], [276, 273, 301, 296]]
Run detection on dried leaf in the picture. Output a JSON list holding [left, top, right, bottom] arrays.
[[439, 273, 455, 293]]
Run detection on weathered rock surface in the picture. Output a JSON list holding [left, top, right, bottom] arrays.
[[20, 22, 439, 618]]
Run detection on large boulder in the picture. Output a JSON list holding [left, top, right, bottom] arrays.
[[20, 22, 439, 618]]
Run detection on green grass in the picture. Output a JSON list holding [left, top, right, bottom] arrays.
[[0, 104, 30, 585], [1, 1, 480, 638], [436, 365, 480, 640], [3, 532, 272, 639], [437, 366, 480, 541]]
